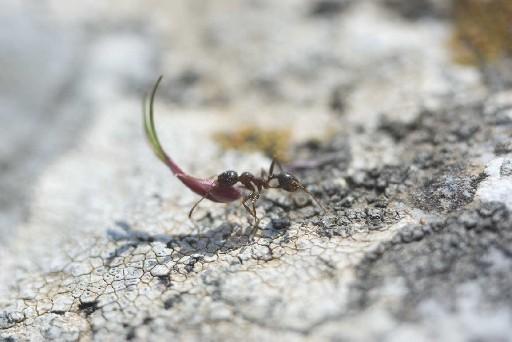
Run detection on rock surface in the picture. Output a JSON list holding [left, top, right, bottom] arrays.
[[1, 0, 512, 341]]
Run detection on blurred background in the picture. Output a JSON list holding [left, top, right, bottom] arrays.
[[1, 0, 512, 338], [3, 0, 511, 238]]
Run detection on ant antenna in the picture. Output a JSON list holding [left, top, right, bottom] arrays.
[[299, 185, 327, 214]]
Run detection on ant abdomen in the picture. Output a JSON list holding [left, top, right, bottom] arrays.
[[277, 173, 302, 192]]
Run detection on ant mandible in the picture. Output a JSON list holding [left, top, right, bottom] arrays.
[[143, 76, 326, 231]]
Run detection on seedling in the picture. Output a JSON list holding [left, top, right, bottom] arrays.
[[143, 76, 325, 232]]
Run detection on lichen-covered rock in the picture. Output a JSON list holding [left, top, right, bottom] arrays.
[[1, 1, 512, 341]]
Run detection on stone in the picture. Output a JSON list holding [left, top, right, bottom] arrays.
[[1, 1, 512, 341]]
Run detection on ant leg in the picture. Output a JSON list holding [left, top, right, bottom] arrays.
[[251, 191, 260, 222], [242, 184, 260, 222], [188, 187, 215, 220], [269, 158, 284, 176], [189, 195, 207, 220], [188, 176, 217, 220], [269, 160, 275, 177], [262, 168, 278, 189], [241, 195, 253, 217], [249, 191, 261, 231], [260, 168, 267, 179], [241, 192, 258, 227]]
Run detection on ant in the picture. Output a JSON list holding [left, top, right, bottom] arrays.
[[144, 76, 326, 233]]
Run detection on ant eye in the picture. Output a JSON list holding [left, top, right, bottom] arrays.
[[218, 170, 238, 186]]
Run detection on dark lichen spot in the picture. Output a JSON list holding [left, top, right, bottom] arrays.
[[494, 141, 512, 155], [177, 69, 201, 87], [184, 256, 203, 273], [500, 159, 512, 177], [353, 203, 512, 317], [309, 0, 350, 17], [379, 117, 416, 142], [50, 310, 66, 315], [114, 220, 131, 231], [126, 327, 136, 340], [413, 164, 484, 213], [382, 0, 450, 20], [399, 225, 426, 243], [78, 300, 99, 316], [157, 275, 172, 287], [164, 296, 183, 310], [329, 85, 348, 114], [347, 166, 409, 193], [271, 218, 291, 230], [0, 311, 25, 329]]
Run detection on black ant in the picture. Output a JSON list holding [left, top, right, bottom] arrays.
[[144, 76, 326, 233]]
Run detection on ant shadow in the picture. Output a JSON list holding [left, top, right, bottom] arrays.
[[104, 218, 288, 266]]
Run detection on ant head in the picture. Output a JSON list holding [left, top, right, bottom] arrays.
[[217, 170, 239, 186], [277, 172, 301, 192]]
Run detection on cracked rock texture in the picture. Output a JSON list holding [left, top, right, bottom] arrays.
[[1, 0, 512, 341]]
